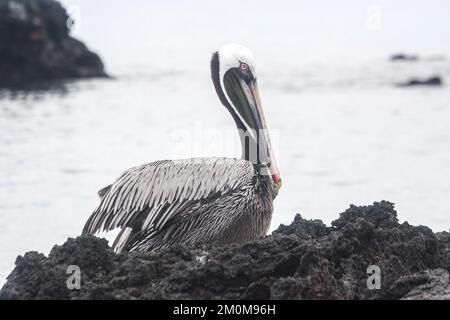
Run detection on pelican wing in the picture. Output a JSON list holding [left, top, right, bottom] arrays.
[[82, 158, 254, 235]]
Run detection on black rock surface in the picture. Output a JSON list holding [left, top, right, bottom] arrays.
[[398, 76, 443, 87], [1, 201, 449, 300], [0, 0, 107, 89], [390, 53, 419, 62]]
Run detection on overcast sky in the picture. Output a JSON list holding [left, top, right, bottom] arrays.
[[61, 0, 450, 70]]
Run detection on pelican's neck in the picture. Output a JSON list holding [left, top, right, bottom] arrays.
[[210, 52, 268, 167], [238, 129, 268, 166], [239, 129, 251, 162]]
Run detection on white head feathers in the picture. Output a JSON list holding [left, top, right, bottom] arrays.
[[217, 43, 257, 78]]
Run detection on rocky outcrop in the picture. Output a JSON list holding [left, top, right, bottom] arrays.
[[0, 0, 107, 89], [398, 76, 443, 87], [390, 53, 419, 62], [1, 201, 449, 300]]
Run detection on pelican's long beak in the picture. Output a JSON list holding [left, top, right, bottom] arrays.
[[223, 70, 282, 190], [243, 79, 282, 190]]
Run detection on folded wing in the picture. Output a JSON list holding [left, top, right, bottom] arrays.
[[82, 158, 254, 237]]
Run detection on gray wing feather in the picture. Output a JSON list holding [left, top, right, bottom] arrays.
[[83, 158, 253, 235], [97, 185, 112, 199]]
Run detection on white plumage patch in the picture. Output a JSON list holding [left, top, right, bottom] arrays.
[[218, 43, 257, 80]]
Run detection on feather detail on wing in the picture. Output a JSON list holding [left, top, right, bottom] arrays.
[[82, 158, 254, 235]]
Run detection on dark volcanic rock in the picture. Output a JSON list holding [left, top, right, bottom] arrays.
[[1, 201, 449, 300], [384, 269, 450, 300], [398, 76, 443, 87], [390, 53, 419, 62], [0, 0, 107, 89]]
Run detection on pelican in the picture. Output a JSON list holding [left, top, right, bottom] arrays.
[[82, 44, 282, 252]]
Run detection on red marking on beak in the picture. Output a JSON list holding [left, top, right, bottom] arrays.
[[272, 173, 282, 190]]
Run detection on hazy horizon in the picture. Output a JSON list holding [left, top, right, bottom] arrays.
[[65, 0, 450, 73]]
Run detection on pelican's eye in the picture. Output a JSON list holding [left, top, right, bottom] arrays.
[[239, 62, 249, 72]]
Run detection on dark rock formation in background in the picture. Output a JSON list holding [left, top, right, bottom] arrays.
[[389, 53, 445, 87], [397, 76, 443, 87], [0, 0, 107, 89], [390, 53, 419, 62], [1, 201, 449, 300]]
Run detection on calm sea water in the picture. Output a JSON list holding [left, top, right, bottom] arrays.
[[1, 0, 450, 285]]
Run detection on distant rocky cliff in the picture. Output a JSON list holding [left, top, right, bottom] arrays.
[[1, 201, 449, 300], [0, 0, 107, 89]]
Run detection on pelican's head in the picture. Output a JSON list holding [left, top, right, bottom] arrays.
[[210, 43, 281, 191]]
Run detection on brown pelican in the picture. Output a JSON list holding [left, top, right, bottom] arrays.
[[82, 44, 282, 252]]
